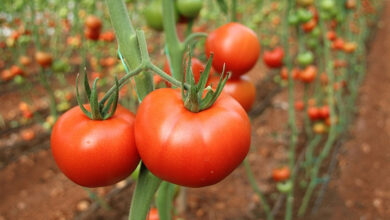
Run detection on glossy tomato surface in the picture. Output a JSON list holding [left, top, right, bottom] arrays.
[[205, 22, 260, 78], [51, 105, 140, 187], [135, 88, 251, 187]]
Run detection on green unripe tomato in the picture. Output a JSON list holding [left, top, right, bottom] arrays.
[[52, 59, 70, 73], [144, 1, 164, 31], [276, 180, 292, 194], [288, 13, 300, 26], [176, 0, 203, 18], [306, 38, 318, 49], [321, 0, 335, 12], [59, 7, 68, 18], [144, 1, 178, 31], [297, 8, 313, 23], [13, 75, 24, 85], [296, 0, 314, 7], [297, 51, 314, 67], [310, 27, 321, 38]]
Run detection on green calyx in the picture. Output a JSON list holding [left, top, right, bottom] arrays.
[[76, 71, 120, 120], [182, 51, 229, 113]]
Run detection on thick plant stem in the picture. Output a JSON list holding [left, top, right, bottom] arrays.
[[105, 1, 160, 220], [243, 159, 273, 220], [129, 164, 162, 220], [106, 0, 153, 101], [282, 0, 298, 219], [156, 182, 175, 220], [162, 0, 184, 82]]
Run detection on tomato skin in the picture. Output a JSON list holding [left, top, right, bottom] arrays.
[[177, 0, 203, 18], [135, 88, 251, 187], [205, 22, 260, 78], [51, 105, 140, 187], [263, 47, 284, 68], [272, 167, 290, 182], [210, 75, 256, 112]]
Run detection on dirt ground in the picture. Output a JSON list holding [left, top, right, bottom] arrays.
[[1, 2, 390, 220]]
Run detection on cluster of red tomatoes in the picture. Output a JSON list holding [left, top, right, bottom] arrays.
[[51, 22, 263, 188]]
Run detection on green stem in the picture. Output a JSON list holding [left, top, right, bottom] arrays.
[[303, 84, 312, 139], [282, 0, 298, 219], [162, 0, 185, 82], [243, 159, 273, 220], [105, 1, 161, 220], [39, 68, 57, 119], [156, 182, 175, 220], [106, 0, 153, 101], [129, 164, 162, 220]]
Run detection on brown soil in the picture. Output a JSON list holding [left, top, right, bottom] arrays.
[[1, 3, 390, 220]]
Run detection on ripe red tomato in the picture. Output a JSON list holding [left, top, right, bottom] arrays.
[[35, 51, 53, 68], [135, 88, 251, 187], [327, 31, 337, 41], [85, 15, 102, 31], [209, 75, 256, 112], [302, 19, 317, 32], [281, 67, 301, 80], [10, 65, 24, 76], [300, 65, 317, 83], [294, 100, 304, 111], [147, 208, 159, 220], [319, 105, 330, 119], [332, 38, 345, 50], [263, 47, 284, 68], [205, 22, 260, 78], [272, 167, 290, 182], [307, 106, 320, 120], [84, 28, 100, 41], [51, 105, 140, 187]]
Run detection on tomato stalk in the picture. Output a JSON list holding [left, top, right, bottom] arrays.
[[129, 164, 162, 220], [282, 0, 299, 219], [162, 0, 184, 82], [243, 159, 273, 220], [156, 182, 176, 220], [105, 1, 161, 219]]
